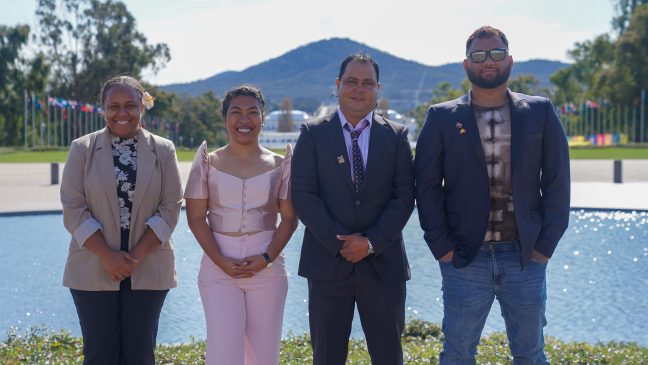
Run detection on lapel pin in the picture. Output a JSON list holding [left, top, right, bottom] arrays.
[[337, 155, 345, 164], [456, 121, 466, 135]]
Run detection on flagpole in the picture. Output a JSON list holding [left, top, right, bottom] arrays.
[[67, 105, 71, 146], [641, 89, 645, 143], [23, 90, 28, 148], [53, 99, 58, 147], [31, 91, 36, 147], [60, 103, 65, 147], [47, 94, 51, 147], [632, 105, 637, 143], [624, 106, 628, 142]]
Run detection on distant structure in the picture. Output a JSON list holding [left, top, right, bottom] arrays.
[[381, 109, 419, 142], [263, 110, 310, 132], [259, 105, 419, 149], [259, 110, 309, 148], [314, 104, 419, 142]]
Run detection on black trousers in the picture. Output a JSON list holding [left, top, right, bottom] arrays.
[[307, 261, 406, 365], [70, 278, 168, 365]]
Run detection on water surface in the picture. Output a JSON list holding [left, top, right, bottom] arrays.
[[1, 210, 647, 344]]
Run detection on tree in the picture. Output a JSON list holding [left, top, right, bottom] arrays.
[[549, 34, 615, 102], [408, 80, 470, 128], [0, 24, 50, 145], [177, 92, 227, 148], [508, 74, 550, 96], [613, 0, 648, 33], [549, 67, 583, 105], [278, 97, 294, 132], [35, 0, 170, 101], [608, 4, 648, 103], [0, 25, 29, 92]]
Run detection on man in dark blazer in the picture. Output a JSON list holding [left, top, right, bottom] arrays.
[[415, 26, 570, 365], [292, 53, 415, 365]]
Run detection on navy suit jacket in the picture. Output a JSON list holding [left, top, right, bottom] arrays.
[[291, 111, 415, 282], [415, 90, 570, 268]]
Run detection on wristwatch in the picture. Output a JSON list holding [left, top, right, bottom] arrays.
[[367, 239, 375, 255], [262, 252, 273, 268]]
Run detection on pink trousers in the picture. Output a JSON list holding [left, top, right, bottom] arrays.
[[198, 230, 288, 365]]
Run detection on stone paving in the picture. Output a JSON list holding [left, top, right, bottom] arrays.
[[0, 160, 647, 214]]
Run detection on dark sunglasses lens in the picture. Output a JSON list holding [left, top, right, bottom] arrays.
[[471, 51, 487, 63], [490, 50, 507, 61]]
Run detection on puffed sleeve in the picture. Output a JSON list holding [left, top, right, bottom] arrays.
[[278, 144, 292, 200], [183, 141, 209, 199]]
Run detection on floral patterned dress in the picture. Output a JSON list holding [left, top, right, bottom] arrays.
[[111, 136, 138, 251]]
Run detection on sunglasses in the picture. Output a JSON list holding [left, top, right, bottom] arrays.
[[467, 48, 509, 63]]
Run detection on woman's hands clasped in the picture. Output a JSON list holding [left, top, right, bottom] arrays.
[[217, 255, 269, 279], [98, 249, 139, 282], [217, 256, 254, 279], [241, 255, 269, 273]]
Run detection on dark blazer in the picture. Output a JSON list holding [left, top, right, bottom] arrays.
[[291, 111, 415, 282], [415, 90, 570, 268]]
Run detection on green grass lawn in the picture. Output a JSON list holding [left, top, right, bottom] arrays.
[[568, 147, 648, 159], [2, 320, 646, 364], [2, 146, 648, 162], [0, 147, 285, 163]]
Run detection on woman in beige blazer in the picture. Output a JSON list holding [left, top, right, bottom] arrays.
[[60, 75, 182, 365]]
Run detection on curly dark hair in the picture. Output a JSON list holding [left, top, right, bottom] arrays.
[[465, 26, 509, 55], [221, 85, 265, 118], [99, 75, 146, 105]]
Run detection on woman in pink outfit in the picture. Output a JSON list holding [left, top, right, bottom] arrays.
[[184, 85, 298, 365]]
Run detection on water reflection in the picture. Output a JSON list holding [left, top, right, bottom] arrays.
[[1, 210, 647, 345]]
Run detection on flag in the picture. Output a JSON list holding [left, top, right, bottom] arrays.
[[33, 97, 48, 115], [585, 100, 599, 109]]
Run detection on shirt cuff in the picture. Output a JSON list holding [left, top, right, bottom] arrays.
[[145, 215, 172, 243], [73, 218, 102, 249]]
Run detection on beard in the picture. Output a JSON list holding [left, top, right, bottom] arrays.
[[466, 65, 511, 89]]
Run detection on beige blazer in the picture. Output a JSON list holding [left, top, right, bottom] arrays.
[[61, 128, 183, 291]]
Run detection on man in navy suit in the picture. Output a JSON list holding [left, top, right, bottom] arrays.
[[292, 53, 415, 364], [415, 26, 570, 364]]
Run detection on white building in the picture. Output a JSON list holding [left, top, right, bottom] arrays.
[[263, 110, 310, 132], [259, 131, 300, 149], [259, 106, 419, 149], [314, 104, 419, 142]]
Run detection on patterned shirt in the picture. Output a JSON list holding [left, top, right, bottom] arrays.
[[111, 136, 137, 231], [473, 102, 519, 242]]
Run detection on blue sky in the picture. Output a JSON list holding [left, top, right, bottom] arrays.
[[1, 0, 615, 85]]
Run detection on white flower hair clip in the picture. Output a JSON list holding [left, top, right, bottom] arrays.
[[142, 91, 155, 110]]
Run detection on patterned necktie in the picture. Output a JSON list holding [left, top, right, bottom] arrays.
[[344, 121, 369, 192]]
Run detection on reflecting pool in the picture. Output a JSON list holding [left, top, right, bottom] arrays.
[[1, 210, 647, 344]]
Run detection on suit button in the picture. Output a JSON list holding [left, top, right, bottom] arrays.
[[355, 200, 360, 206]]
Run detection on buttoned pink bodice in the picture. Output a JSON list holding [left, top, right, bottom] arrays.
[[184, 141, 291, 233]]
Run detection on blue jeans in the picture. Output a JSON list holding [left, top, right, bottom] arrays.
[[438, 241, 549, 365]]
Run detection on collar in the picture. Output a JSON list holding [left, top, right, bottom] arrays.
[[337, 107, 373, 130]]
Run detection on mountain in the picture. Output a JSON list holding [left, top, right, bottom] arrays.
[[162, 38, 568, 112]]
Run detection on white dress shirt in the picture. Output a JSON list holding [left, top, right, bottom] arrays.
[[337, 108, 373, 181]]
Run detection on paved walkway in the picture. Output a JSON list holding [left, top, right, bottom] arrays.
[[0, 161, 647, 214]]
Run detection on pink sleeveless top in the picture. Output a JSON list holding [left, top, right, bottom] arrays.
[[183, 141, 292, 233]]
